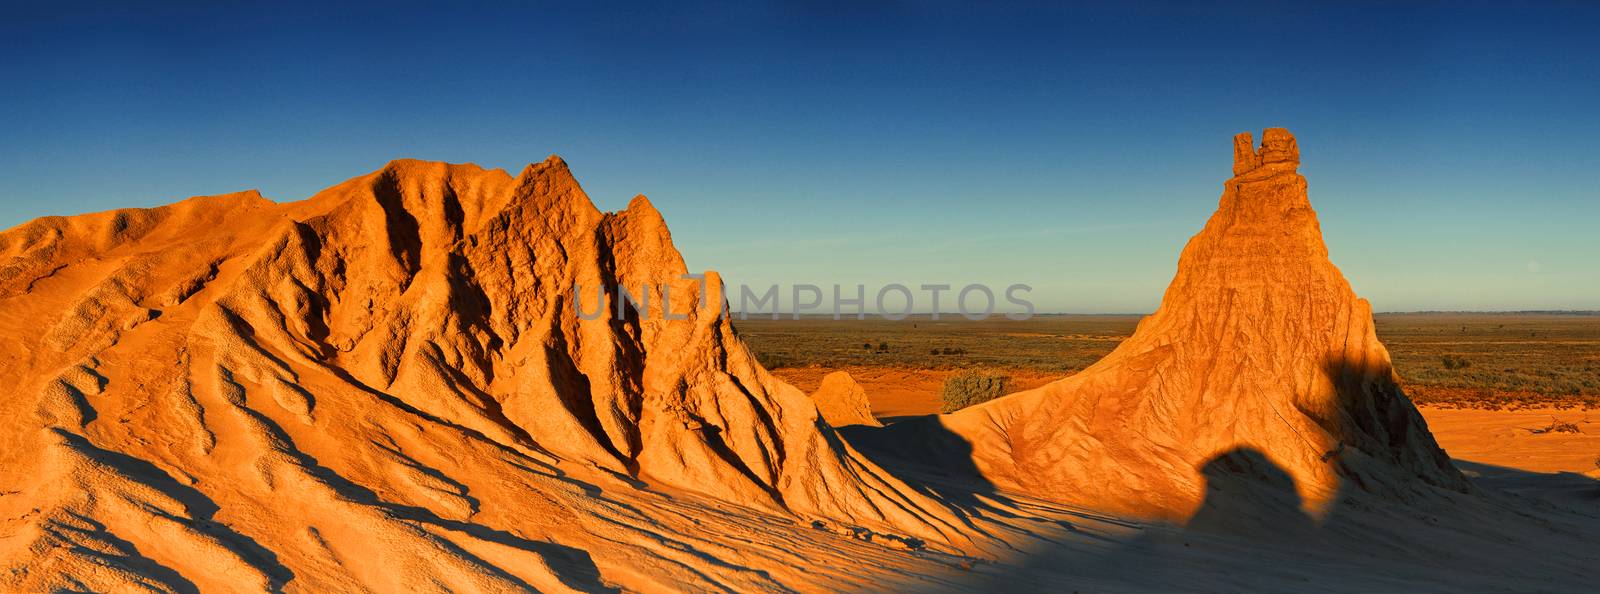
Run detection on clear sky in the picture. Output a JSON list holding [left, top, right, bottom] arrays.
[[3, 1, 1596, 313]]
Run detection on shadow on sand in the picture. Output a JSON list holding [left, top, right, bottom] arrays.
[[841, 415, 1149, 555], [55, 429, 296, 593], [840, 415, 1007, 519], [871, 442, 1600, 592]]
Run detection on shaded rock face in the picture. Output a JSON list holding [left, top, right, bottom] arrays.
[[942, 129, 1467, 520], [811, 371, 883, 428], [0, 158, 963, 592]]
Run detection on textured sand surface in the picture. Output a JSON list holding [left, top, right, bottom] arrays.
[[1423, 408, 1600, 475], [3, 134, 1596, 592]]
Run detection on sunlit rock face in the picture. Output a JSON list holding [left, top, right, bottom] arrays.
[[939, 129, 1468, 520], [0, 157, 966, 593]]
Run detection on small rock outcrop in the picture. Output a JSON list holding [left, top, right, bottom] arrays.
[[811, 371, 883, 427]]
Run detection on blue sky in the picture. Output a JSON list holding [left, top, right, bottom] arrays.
[[3, 1, 1596, 312]]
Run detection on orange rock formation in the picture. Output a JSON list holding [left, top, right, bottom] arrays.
[[0, 158, 963, 592], [934, 128, 1468, 519], [5, 131, 1571, 592]]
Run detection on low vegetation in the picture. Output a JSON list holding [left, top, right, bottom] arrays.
[[1526, 417, 1583, 435], [738, 313, 1600, 409], [738, 315, 1133, 373], [939, 370, 1012, 413], [1380, 314, 1600, 409], [755, 351, 791, 371]]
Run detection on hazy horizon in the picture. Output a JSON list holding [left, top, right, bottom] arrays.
[[4, 2, 1596, 312]]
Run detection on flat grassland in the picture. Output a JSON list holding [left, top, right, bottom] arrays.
[[736, 313, 1600, 410]]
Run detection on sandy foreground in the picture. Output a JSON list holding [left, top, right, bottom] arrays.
[[763, 366, 1600, 591], [777, 365, 1600, 480], [770, 366, 1600, 591]]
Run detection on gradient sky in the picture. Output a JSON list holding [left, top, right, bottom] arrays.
[[3, 1, 1596, 313]]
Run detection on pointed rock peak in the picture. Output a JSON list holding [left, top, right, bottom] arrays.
[[514, 154, 579, 185], [514, 154, 570, 179], [625, 194, 661, 218], [1232, 127, 1300, 176], [608, 193, 680, 268], [487, 155, 602, 226], [614, 195, 671, 244], [512, 153, 576, 188]]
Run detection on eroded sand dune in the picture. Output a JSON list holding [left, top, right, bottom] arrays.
[[0, 158, 968, 592], [916, 129, 1468, 520]]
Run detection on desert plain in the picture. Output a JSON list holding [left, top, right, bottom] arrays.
[[748, 313, 1600, 481]]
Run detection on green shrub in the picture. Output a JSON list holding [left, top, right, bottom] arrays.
[[940, 371, 1012, 413], [1441, 355, 1473, 370], [756, 351, 790, 370]]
